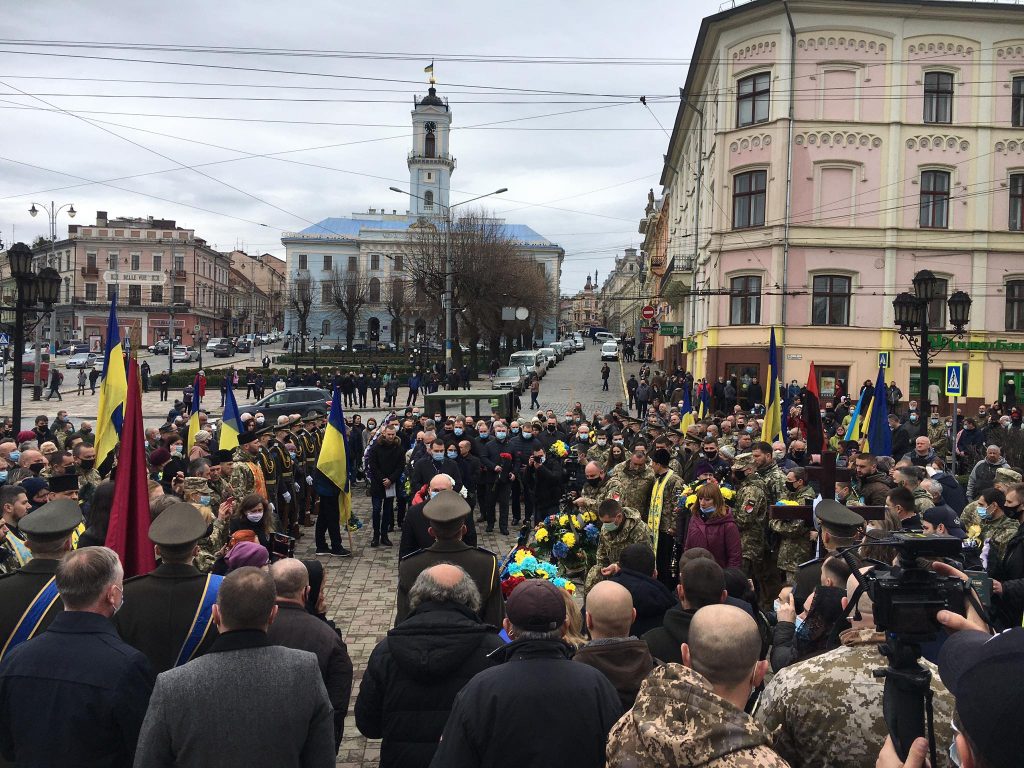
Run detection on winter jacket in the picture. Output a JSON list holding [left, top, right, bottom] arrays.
[[967, 457, 1009, 500], [429, 638, 622, 768], [641, 604, 697, 665], [933, 470, 968, 514], [890, 424, 913, 461], [856, 471, 894, 507], [572, 638, 655, 710], [355, 600, 502, 768], [398, 500, 477, 559], [990, 525, 1024, 630], [368, 439, 406, 496], [606, 664, 790, 768], [455, 453, 482, 493], [526, 456, 565, 511], [410, 456, 462, 494], [608, 568, 678, 637], [683, 510, 743, 570], [901, 448, 937, 468]]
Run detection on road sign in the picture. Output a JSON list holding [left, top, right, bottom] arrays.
[[641, 305, 656, 321], [878, 352, 891, 369], [945, 363, 964, 396], [0, 333, 9, 347], [657, 323, 686, 336]]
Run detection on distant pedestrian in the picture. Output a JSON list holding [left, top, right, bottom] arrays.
[[601, 363, 611, 392], [158, 372, 169, 401], [530, 377, 540, 409], [220, 373, 229, 407], [262, 353, 271, 369], [407, 371, 421, 406], [77, 368, 87, 395], [45, 367, 63, 401], [140, 360, 151, 392], [89, 368, 101, 395]]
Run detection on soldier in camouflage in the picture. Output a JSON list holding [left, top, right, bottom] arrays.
[[612, 445, 655, 522], [752, 441, 786, 505], [731, 453, 776, 608], [226, 431, 266, 502], [894, 466, 935, 514], [969, 487, 1021, 564], [961, 466, 1022, 534], [72, 443, 101, 505], [584, 498, 652, 594], [756, 569, 955, 768], [607, 604, 788, 768], [770, 467, 816, 579], [926, 414, 949, 456], [181, 476, 228, 572], [573, 461, 618, 516], [585, 434, 610, 467]]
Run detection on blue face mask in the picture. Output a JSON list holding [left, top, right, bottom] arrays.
[[523, 432, 533, 440], [429, 490, 439, 499], [199, 495, 211, 506], [977, 505, 988, 520], [495, 431, 507, 440], [446, 450, 458, 460], [454, 427, 464, 436], [8, 451, 19, 463], [511, 427, 520, 434], [432, 452, 444, 462], [479, 432, 489, 440], [0, 471, 8, 483]]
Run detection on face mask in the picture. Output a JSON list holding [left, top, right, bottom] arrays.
[[785, 481, 798, 492], [432, 452, 444, 462], [732, 471, 746, 485], [0, 471, 7, 483], [547, 425, 556, 432], [977, 506, 988, 520], [111, 590, 124, 616], [597, 439, 607, 446], [8, 451, 19, 463], [587, 477, 602, 487], [930, 418, 939, 425], [288, 451, 297, 460], [910, 415, 918, 423], [79, 459, 95, 472], [577, 432, 588, 440], [698, 503, 716, 519], [773, 450, 784, 461], [429, 490, 439, 499], [199, 495, 211, 506], [792, 451, 806, 461], [454, 427, 464, 436], [479, 432, 489, 440], [30, 462, 45, 475], [367, 423, 376, 430], [745, 427, 754, 434], [495, 431, 507, 440], [246, 510, 264, 523], [614, 439, 624, 446], [446, 449, 457, 460], [511, 427, 520, 435], [255, 417, 265, 425], [601, 521, 619, 533]]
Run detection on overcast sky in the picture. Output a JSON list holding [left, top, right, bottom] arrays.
[[1, 0, 725, 296]]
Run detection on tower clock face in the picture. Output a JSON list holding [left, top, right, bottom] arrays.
[[424, 121, 437, 133]]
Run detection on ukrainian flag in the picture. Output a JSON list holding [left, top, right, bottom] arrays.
[[316, 387, 351, 524], [865, 365, 893, 455], [679, 384, 695, 433], [95, 298, 127, 468], [186, 373, 202, 454], [761, 327, 783, 443], [219, 378, 242, 451]]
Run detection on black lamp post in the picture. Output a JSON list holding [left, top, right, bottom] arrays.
[[893, 269, 972, 436], [6, 243, 61, 429]]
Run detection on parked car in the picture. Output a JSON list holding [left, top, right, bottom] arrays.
[[235, 387, 332, 421], [66, 352, 99, 369], [172, 345, 200, 363], [509, 350, 545, 380], [538, 347, 558, 368], [206, 337, 233, 358], [571, 335, 585, 350], [235, 338, 252, 353], [594, 332, 617, 344], [57, 342, 89, 356], [493, 365, 529, 393], [149, 340, 171, 356], [600, 341, 619, 361], [550, 342, 567, 360], [21, 353, 50, 386]]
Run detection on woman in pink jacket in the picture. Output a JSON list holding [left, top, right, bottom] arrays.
[[683, 483, 742, 569]]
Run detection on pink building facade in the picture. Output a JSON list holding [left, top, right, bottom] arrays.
[[654, 0, 1024, 410]]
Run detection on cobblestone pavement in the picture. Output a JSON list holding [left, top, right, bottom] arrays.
[[297, 343, 626, 766]]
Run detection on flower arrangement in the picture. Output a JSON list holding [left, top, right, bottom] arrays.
[[677, 479, 736, 508], [501, 548, 577, 597], [550, 440, 568, 458], [529, 509, 598, 575], [774, 499, 799, 506]]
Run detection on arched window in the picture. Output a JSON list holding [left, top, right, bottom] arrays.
[[424, 128, 436, 158], [369, 277, 381, 303], [368, 317, 381, 341], [423, 190, 434, 210], [321, 319, 331, 336]]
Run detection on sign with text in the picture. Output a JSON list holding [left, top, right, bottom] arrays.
[[657, 323, 686, 336], [102, 271, 167, 285], [641, 305, 656, 321]]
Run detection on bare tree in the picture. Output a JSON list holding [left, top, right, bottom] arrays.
[[288, 278, 316, 353], [326, 268, 371, 349]]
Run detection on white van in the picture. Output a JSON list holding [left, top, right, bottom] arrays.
[[600, 341, 619, 361], [509, 350, 545, 379]]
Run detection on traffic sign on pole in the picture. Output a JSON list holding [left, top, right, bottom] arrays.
[[641, 305, 656, 321], [945, 363, 964, 396], [878, 352, 890, 369], [0, 333, 9, 347]]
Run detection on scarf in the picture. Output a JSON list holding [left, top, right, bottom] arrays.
[[648, 469, 675, 554]]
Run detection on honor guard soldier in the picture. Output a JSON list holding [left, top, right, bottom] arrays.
[[396, 491, 503, 628], [226, 430, 266, 502], [115, 502, 221, 674], [792, 499, 866, 609], [297, 416, 320, 525], [255, 428, 280, 526], [272, 416, 299, 536], [0, 499, 82, 663]]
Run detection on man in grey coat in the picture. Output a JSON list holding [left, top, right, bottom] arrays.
[[134, 567, 335, 768]]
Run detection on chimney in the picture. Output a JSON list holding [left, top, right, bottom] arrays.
[[96, 211, 108, 227]]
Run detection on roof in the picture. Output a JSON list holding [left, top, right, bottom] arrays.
[[290, 216, 557, 248]]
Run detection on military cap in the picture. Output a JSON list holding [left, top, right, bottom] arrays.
[[236, 429, 260, 444], [423, 490, 470, 523], [148, 501, 209, 547], [732, 452, 756, 470], [18, 499, 83, 541], [213, 449, 234, 463], [274, 415, 301, 431], [48, 473, 80, 494], [301, 414, 321, 424], [718, 445, 736, 460], [815, 499, 865, 535], [683, 433, 701, 445], [183, 476, 213, 496], [996, 467, 1023, 484]]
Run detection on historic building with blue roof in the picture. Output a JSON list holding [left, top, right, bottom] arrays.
[[281, 82, 563, 347]]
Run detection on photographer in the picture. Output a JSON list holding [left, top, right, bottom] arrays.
[[525, 444, 564, 522]]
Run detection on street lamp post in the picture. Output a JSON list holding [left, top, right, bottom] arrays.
[[893, 269, 972, 438], [28, 202, 75, 399], [389, 185, 507, 371]]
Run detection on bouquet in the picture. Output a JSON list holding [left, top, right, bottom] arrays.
[[501, 548, 577, 597], [530, 510, 599, 575], [677, 479, 736, 508], [550, 439, 569, 458]]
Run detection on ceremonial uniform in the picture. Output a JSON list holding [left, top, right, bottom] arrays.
[[271, 436, 296, 532], [792, 501, 865, 609], [585, 507, 652, 594], [395, 492, 503, 627], [114, 502, 222, 674], [755, 628, 955, 768], [771, 485, 817, 577], [259, 441, 281, 525]]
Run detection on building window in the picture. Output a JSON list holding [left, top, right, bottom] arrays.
[[107, 284, 117, 302], [369, 277, 381, 303], [323, 254, 332, 271], [173, 286, 185, 304], [1007, 281, 1024, 331], [130, 253, 139, 271], [733, 170, 767, 229], [424, 190, 434, 210], [729, 275, 761, 325], [927, 278, 949, 329], [737, 72, 770, 127], [173, 254, 184, 272], [128, 285, 141, 305], [1014, 77, 1024, 128], [107, 251, 118, 269], [393, 253, 404, 271], [816, 367, 849, 401], [298, 254, 307, 270], [86, 253, 96, 270], [151, 286, 163, 303], [923, 72, 953, 124], [152, 253, 162, 271], [920, 170, 951, 228], [1011, 174, 1024, 231], [811, 275, 852, 326], [85, 283, 97, 301], [348, 256, 357, 272], [322, 319, 331, 336], [322, 283, 333, 304], [371, 254, 380, 270]]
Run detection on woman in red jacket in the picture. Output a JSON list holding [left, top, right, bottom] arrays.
[[683, 483, 742, 569]]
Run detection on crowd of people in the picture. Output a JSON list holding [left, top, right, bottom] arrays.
[[0, 352, 1022, 768]]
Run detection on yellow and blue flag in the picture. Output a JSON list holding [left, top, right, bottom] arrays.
[[680, 384, 695, 433], [844, 387, 872, 442], [865, 365, 892, 455], [762, 327, 783, 443], [186, 373, 202, 454], [219, 378, 242, 451], [316, 386, 351, 524], [95, 297, 127, 468]]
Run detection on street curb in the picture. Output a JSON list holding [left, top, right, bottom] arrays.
[[619, 352, 628, 401]]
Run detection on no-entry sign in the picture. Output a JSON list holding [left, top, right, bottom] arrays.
[[641, 305, 656, 321]]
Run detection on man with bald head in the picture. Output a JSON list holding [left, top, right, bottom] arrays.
[[608, 604, 788, 767], [573, 581, 654, 709], [266, 558, 352, 752], [573, 460, 618, 515]]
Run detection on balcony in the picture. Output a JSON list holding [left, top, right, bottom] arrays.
[[406, 151, 456, 170], [80, 265, 99, 278], [171, 269, 187, 280]]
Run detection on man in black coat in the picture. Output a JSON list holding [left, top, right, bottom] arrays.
[[367, 425, 407, 547], [889, 413, 913, 461], [641, 557, 727, 665], [0, 546, 155, 767], [607, 543, 678, 637], [410, 438, 463, 495], [356, 563, 502, 768], [267, 559, 353, 752], [430, 580, 621, 768], [455, 440, 482, 515], [525, 443, 565, 523]]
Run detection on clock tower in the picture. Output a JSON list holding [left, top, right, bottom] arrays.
[[408, 79, 455, 216]]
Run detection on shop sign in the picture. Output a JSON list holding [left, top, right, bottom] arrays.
[[931, 335, 1024, 352]]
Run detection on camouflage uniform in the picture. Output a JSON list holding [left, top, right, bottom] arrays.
[[586, 444, 610, 467], [733, 473, 770, 567], [585, 507, 652, 594], [77, 467, 102, 501], [757, 463, 787, 506], [649, 471, 685, 536], [984, 513, 1021, 563], [226, 447, 262, 501], [755, 628, 955, 768], [910, 487, 935, 514], [927, 422, 949, 456], [577, 477, 617, 516], [612, 462, 656, 523], [960, 499, 981, 532], [607, 664, 789, 768], [770, 485, 816, 577], [194, 518, 229, 573]]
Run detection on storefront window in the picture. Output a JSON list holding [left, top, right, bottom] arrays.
[[909, 367, 945, 399], [726, 363, 760, 402], [816, 367, 849, 402]]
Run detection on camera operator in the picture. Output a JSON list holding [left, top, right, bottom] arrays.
[[525, 445, 564, 522], [756, 566, 955, 768]]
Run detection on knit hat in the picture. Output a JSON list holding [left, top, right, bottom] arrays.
[[149, 447, 171, 467], [225, 541, 269, 571]]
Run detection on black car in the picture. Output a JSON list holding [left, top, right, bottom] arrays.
[[236, 387, 332, 421]]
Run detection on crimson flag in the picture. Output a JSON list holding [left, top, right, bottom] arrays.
[[802, 361, 826, 455], [105, 357, 156, 577]]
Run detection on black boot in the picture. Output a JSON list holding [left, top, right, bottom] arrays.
[[370, 535, 380, 548], [380, 533, 393, 547]]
